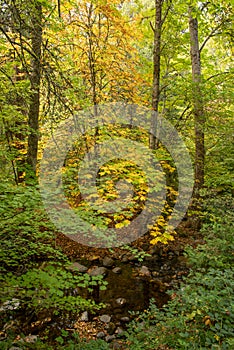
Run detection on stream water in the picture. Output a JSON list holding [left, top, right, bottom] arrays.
[[84, 252, 188, 323]]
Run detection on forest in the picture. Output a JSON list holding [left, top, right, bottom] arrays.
[[0, 0, 233, 349]]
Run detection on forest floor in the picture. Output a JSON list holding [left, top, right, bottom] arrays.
[[52, 220, 204, 343]]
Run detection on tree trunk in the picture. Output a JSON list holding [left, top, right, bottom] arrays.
[[150, 0, 162, 150], [189, 8, 205, 225], [189, 10, 205, 190], [26, 1, 42, 177]]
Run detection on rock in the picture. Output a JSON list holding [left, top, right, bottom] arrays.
[[152, 271, 159, 277], [88, 266, 107, 277], [90, 255, 100, 262], [115, 298, 127, 306], [120, 316, 130, 322], [103, 256, 114, 267], [105, 334, 116, 342], [112, 267, 122, 274], [99, 314, 111, 323], [128, 254, 137, 262], [111, 341, 123, 349], [0, 299, 20, 311], [80, 311, 89, 322], [121, 255, 128, 263], [96, 331, 105, 339], [69, 262, 88, 273], [139, 265, 151, 277], [115, 326, 124, 335], [24, 335, 38, 343]]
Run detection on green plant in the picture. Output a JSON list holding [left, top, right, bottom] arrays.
[[124, 195, 234, 349], [0, 182, 66, 275], [0, 182, 107, 342], [61, 336, 110, 350], [122, 245, 151, 263], [2, 264, 107, 316]]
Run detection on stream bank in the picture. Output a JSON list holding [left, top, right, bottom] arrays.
[[48, 230, 204, 344]]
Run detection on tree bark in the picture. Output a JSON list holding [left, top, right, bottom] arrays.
[[26, 1, 42, 176], [189, 9, 205, 193], [150, 0, 162, 150], [189, 8, 205, 229]]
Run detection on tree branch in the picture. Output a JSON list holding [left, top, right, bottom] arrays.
[[199, 22, 223, 53]]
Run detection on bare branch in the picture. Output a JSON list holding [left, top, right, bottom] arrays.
[[199, 22, 223, 53]]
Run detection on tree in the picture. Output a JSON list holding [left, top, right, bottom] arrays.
[[189, 6, 205, 199], [59, 0, 143, 108], [26, 0, 42, 176], [150, 0, 162, 149]]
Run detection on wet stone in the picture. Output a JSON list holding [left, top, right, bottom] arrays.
[[80, 311, 89, 322], [105, 334, 116, 342], [152, 271, 159, 277], [24, 335, 38, 343], [111, 341, 123, 349], [103, 256, 114, 268], [120, 316, 130, 323], [0, 298, 20, 311], [69, 262, 88, 273], [112, 267, 122, 274], [139, 265, 151, 277], [115, 326, 124, 335], [96, 331, 105, 339], [128, 254, 137, 262], [115, 298, 127, 306], [88, 266, 107, 277], [121, 255, 129, 263], [100, 314, 111, 323]]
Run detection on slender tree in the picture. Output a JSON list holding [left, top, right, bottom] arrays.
[[26, 1, 42, 176], [189, 6, 205, 198], [150, 0, 162, 149]]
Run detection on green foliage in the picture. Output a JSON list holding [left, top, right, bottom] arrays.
[[0, 182, 106, 325], [0, 332, 110, 350], [61, 124, 177, 247], [121, 245, 151, 263], [0, 181, 66, 274], [185, 193, 234, 270], [2, 264, 106, 316], [124, 195, 234, 349], [55, 332, 110, 350]]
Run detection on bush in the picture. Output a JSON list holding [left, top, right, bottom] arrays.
[[124, 195, 234, 349], [0, 182, 66, 274], [0, 182, 107, 336]]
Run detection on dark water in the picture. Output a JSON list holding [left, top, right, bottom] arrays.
[[87, 259, 179, 322]]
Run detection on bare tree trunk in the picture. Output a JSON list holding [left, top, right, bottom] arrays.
[[26, 1, 42, 177], [189, 8, 205, 225], [189, 11, 205, 190], [150, 0, 162, 150]]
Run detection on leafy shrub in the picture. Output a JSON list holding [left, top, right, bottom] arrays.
[[124, 195, 234, 349], [0, 182, 66, 274], [2, 264, 107, 316], [0, 332, 110, 350], [0, 182, 107, 328]]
